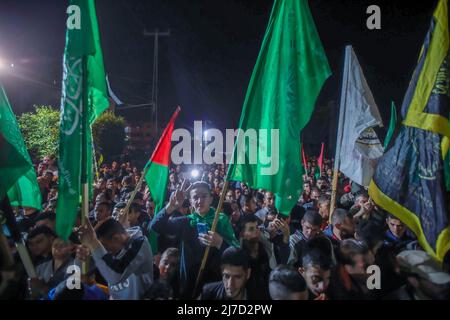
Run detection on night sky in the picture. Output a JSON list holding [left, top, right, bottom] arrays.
[[0, 0, 437, 154]]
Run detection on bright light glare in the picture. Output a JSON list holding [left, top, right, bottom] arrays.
[[191, 169, 200, 178]]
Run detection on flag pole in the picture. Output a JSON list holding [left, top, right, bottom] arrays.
[[0, 196, 36, 278], [118, 105, 181, 224], [118, 168, 148, 225], [193, 179, 229, 298], [92, 137, 99, 183], [81, 55, 90, 276], [330, 46, 351, 222], [0, 226, 14, 269]]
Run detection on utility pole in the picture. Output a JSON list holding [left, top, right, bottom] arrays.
[[143, 29, 170, 136]]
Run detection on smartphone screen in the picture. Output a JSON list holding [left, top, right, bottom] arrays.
[[197, 222, 209, 235]]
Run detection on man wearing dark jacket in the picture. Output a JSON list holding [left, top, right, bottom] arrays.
[[151, 181, 239, 299], [199, 247, 252, 300]]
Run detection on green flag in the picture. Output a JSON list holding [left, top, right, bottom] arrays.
[[0, 84, 41, 210], [383, 101, 398, 149], [8, 168, 42, 210], [227, 0, 331, 214], [57, 0, 109, 240]]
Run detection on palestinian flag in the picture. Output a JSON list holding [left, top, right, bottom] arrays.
[[144, 107, 181, 213]]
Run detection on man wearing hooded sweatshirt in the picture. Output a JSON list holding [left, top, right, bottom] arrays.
[[77, 218, 153, 300], [151, 181, 239, 299]]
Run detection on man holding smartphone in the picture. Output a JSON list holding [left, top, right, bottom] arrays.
[[151, 180, 239, 299]]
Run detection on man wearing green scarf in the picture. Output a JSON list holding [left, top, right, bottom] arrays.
[[151, 181, 239, 299]]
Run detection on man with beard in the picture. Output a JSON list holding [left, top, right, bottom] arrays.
[[199, 247, 252, 300], [237, 214, 278, 300]]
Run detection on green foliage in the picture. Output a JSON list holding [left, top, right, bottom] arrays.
[[18, 105, 60, 160], [92, 111, 126, 162]]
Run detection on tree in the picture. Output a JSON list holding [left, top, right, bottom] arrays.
[[92, 111, 126, 162], [18, 105, 60, 160]]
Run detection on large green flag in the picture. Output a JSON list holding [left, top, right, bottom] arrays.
[[227, 0, 331, 214], [0, 84, 41, 210], [56, 0, 109, 240]]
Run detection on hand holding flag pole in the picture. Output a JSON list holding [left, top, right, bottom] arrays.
[[192, 179, 229, 298]]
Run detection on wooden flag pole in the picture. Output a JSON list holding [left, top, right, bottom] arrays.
[[192, 179, 229, 298], [118, 167, 149, 226], [0, 196, 37, 278], [329, 46, 351, 223], [81, 55, 90, 276]]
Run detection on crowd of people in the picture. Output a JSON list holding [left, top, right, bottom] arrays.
[[1, 155, 449, 300]]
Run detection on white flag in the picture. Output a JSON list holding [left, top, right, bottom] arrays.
[[336, 46, 384, 187]]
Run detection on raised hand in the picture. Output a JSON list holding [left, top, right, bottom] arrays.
[[78, 219, 101, 251], [166, 179, 189, 214]]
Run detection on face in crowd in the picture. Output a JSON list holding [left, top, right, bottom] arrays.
[[190, 186, 213, 215], [310, 189, 320, 202], [303, 182, 311, 195], [222, 264, 251, 300], [264, 192, 275, 210], [158, 250, 180, 280], [226, 190, 235, 202], [234, 189, 242, 200], [387, 216, 407, 238], [299, 264, 331, 297], [51, 238, 75, 261], [28, 233, 54, 258], [301, 219, 320, 240], [240, 221, 260, 243]]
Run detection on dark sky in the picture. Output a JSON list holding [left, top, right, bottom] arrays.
[[0, 0, 437, 152]]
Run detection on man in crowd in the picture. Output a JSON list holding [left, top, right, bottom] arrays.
[[299, 246, 333, 300], [288, 210, 323, 268], [384, 214, 415, 253], [26, 226, 56, 265], [327, 239, 376, 300], [77, 218, 154, 300], [255, 192, 277, 224], [199, 247, 252, 300], [324, 208, 355, 255], [269, 266, 308, 300], [151, 181, 239, 298]]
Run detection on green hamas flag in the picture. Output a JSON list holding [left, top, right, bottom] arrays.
[[369, 0, 450, 262], [8, 168, 42, 210], [383, 101, 398, 149], [57, 0, 109, 240], [227, 0, 331, 214], [0, 84, 41, 210]]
